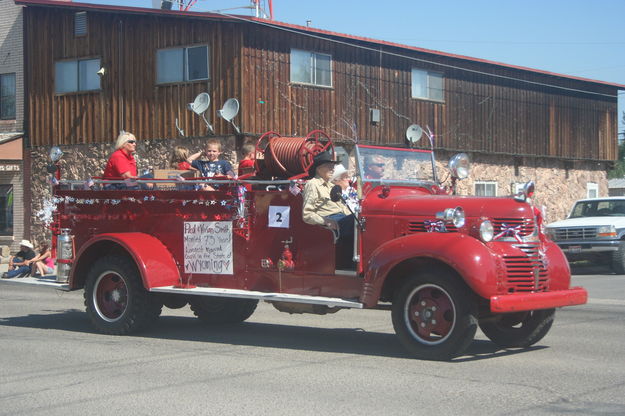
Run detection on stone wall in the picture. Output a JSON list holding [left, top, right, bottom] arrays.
[[30, 135, 242, 243], [29, 139, 608, 243]]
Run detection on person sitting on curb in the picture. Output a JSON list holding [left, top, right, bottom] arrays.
[[2, 240, 36, 279]]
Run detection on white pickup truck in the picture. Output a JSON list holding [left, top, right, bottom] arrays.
[[545, 197, 625, 273]]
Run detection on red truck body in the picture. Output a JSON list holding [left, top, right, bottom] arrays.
[[45, 141, 586, 360]]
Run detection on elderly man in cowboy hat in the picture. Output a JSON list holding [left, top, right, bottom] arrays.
[[303, 151, 354, 268], [2, 240, 36, 279]]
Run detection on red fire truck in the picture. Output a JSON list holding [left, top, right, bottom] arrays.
[[41, 128, 586, 360]]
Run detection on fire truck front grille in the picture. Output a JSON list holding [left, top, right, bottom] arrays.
[[406, 221, 458, 233], [492, 218, 535, 237], [502, 243, 549, 293], [553, 227, 597, 240]]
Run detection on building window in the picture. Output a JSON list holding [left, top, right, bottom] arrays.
[[290, 49, 332, 87], [411, 68, 444, 101], [475, 181, 497, 196], [55, 58, 101, 93], [0, 73, 16, 120], [74, 12, 87, 36], [587, 182, 598, 199], [0, 185, 13, 236], [156, 45, 209, 84]]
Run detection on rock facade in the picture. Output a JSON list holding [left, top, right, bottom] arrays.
[[29, 140, 607, 243]]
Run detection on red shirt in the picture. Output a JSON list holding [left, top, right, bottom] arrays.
[[237, 159, 255, 176], [177, 161, 192, 170], [103, 149, 137, 179]]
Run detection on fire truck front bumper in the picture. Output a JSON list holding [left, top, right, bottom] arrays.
[[490, 287, 588, 313]]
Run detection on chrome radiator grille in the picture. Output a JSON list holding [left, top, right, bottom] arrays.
[[553, 227, 597, 240], [492, 217, 535, 237], [406, 222, 458, 233], [502, 243, 549, 293]]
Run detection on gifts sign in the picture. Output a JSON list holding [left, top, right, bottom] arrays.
[[184, 221, 233, 274]]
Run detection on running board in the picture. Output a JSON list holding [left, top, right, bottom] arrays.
[[0, 276, 70, 291], [150, 285, 363, 309]]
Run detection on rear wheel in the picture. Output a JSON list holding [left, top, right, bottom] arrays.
[[391, 270, 477, 361], [611, 242, 625, 274], [84, 255, 162, 335], [479, 309, 555, 348], [189, 297, 258, 324]]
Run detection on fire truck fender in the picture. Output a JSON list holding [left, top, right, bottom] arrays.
[[70, 233, 180, 290], [361, 233, 497, 307]]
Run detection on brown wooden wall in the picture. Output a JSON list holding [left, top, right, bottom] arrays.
[[25, 7, 241, 145], [24, 6, 619, 161]]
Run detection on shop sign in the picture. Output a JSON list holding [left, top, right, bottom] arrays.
[[0, 164, 20, 171]]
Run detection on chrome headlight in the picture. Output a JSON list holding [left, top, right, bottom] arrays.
[[479, 220, 494, 242], [438, 206, 465, 228], [449, 153, 470, 179], [597, 225, 616, 238]]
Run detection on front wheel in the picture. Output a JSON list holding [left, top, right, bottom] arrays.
[[84, 255, 162, 335], [611, 242, 625, 274], [391, 270, 477, 361], [479, 309, 555, 348]]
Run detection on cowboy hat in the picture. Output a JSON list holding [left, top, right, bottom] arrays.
[[19, 240, 34, 249], [309, 151, 340, 175], [330, 164, 348, 182]]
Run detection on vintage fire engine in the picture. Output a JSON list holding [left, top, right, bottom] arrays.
[[43, 127, 586, 361]]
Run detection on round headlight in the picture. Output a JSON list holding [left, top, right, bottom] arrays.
[[452, 206, 465, 228], [480, 220, 494, 242], [449, 153, 470, 180]]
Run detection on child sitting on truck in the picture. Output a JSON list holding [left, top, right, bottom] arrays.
[[187, 139, 235, 190], [237, 143, 256, 177]]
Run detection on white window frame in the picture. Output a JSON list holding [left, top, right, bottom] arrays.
[[475, 181, 498, 197], [411, 68, 444, 102], [290, 49, 333, 87], [587, 182, 599, 199], [512, 182, 525, 196], [54, 58, 101, 94], [156, 45, 209, 84]]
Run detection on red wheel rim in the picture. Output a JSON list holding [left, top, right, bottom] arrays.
[[93, 272, 128, 322], [404, 284, 456, 345]]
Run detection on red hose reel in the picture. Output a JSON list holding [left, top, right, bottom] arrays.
[[255, 130, 334, 179]]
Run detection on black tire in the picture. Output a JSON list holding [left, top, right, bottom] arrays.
[[611, 242, 625, 274], [391, 270, 478, 361], [84, 255, 162, 335], [479, 308, 555, 348], [189, 297, 258, 324]]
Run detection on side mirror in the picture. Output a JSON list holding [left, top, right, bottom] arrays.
[[330, 185, 343, 202], [449, 153, 470, 180], [514, 180, 535, 202]]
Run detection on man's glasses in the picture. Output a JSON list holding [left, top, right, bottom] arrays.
[[371, 163, 384, 167], [127, 140, 136, 144]]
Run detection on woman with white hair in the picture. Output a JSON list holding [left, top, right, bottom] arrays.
[[330, 164, 359, 213], [102, 132, 152, 189]]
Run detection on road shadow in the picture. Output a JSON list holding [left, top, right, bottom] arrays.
[[0, 310, 545, 362], [570, 262, 615, 276]]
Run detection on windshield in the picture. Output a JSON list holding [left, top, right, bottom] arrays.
[[570, 200, 625, 218], [356, 145, 434, 183]]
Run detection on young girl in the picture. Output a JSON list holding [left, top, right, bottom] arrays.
[[29, 241, 55, 276], [170, 146, 196, 171]]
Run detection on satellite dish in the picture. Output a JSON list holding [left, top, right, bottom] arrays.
[[188, 92, 213, 134], [406, 124, 423, 145], [49, 146, 63, 162], [218, 98, 241, 133]]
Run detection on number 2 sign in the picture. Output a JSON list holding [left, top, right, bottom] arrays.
[[268, 206, 290, 228]]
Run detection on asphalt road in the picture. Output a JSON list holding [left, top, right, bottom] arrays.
[[1, 267, 624, 416]]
